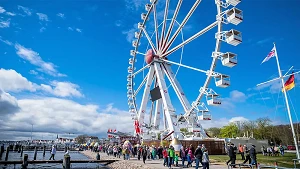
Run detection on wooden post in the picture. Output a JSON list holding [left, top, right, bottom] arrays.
[[63, 154, 70, 169], [20, 146, 24, 157], [96, 153, 100, 160], [22, 154, 28, 169], [5, 146, 9, 161], [0, 145, 3, 160], [33, 147, 37, 160], [43, 145, 46, 157]]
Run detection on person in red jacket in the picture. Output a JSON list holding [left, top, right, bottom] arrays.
[[162, 147, 168, 166]]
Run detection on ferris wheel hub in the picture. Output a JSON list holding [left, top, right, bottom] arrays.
[[145, 49, 160, 64]]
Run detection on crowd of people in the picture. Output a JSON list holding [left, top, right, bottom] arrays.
[[82, 143, 210, 169], [225, 143, 257, 168]]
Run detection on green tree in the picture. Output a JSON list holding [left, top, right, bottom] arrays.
[[206, 127, 221, 137], [220, 123, 239, 138]]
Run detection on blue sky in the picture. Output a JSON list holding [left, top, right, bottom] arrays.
[[0, 0, 300, 140]]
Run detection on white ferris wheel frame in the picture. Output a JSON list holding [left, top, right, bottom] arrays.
[[127, 0, 243, 140]]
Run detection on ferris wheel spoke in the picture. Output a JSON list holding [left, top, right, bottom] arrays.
[[132, 64, 151, 77], [134, 73, 149, 97], [161, 59, 207, 74], [161, 21, 218, 58], [142, 28, 157, 54], [159, 0, 170, 52], [162, 0, 202, 54], [153, 4, 160, 51], [162, 0, 183, 50]]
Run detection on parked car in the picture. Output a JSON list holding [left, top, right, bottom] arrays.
[[287, 145, 296, 150]]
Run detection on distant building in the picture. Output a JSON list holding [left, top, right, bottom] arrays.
[[107, 131, 137, 144]]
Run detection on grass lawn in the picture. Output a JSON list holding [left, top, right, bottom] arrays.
[[209, 153, 298, 168]]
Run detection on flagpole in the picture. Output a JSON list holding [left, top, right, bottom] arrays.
[[273, 42, 300, 160]]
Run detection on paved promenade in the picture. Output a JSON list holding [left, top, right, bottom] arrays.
[[80, 150, 227, 169]]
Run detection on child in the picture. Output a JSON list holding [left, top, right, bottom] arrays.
[[174, 154, 179, 167]]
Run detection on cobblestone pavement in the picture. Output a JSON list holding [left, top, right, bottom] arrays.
[[80, 150, 227, 169]]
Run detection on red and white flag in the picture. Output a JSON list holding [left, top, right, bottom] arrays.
[[261, 46, 276, 64]]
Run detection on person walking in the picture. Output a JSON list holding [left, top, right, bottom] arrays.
[[239, 144, 245, 160], [49, 145, 56, 160], [142, 146, 147, 164], [168, 146, 175, 168], [179, 146, 186, 166], [162, 147, 168, 166], [250, 145, 257, 166], [202, 149, 210, 169], [194, 145, 203, 169], [243, 145, 251, 164], [226, 143, 236, 167]]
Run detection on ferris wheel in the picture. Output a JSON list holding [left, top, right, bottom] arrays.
[[127, 0, 243, 140]]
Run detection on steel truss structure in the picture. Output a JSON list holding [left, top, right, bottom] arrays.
[[127, 0, 243, 140]]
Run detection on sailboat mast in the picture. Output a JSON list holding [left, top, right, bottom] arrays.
[[273, 42, 300, 160]]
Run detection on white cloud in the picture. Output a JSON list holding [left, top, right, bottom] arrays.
[[40, 27, 46, 32], [17, 5, 32, 16], [229, 90, 247, 102], [125, 0, 148, 11], [67, 27, 73, 31], [0, 69, 37, 92], [56, 13, 65, 19], [36, 13, 49, 21], [122, 24, 137, 43], [75, 28, 82, 33], [0, 6, 6, 13], [14, 43, 66, 77], [0, 88, 19, 116], [0, 68, 82, 98], [41, 81, 83, 98], [0, 36, 13, 46], [6, 12, 16, 16], [0, 19, 10, 28], [29, 70, 38, 75], [0, 97, 132, 140]]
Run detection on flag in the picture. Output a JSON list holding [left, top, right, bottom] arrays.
[[282, 74, 295, 92], [261, 46, 276, 64]]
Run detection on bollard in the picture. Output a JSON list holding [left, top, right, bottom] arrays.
[[43, 145, 46, 157], [33, 147, 37, 160], [5, 146, 9, 161], [96, 153, 100, 160], [63, 154, 71, 169], [20, 146, 24, 157], [22, 154, 28, 169]]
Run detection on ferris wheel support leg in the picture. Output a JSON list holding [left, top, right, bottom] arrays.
[[162, 21, 218, 58], [137, 66, 155, 126], [153, 99, 162, 130], [162, 0, 202, 54], [162, 64, 191, 112], [159, 0, 170, 52], [153, 62, 182, 140], [162, 0, 183, 50]]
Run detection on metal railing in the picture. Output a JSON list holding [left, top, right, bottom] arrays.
[[292, 159, 300, 169]]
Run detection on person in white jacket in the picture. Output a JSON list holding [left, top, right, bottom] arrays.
[[202, 149, 210, 169], [49, 145, 56, 160]]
